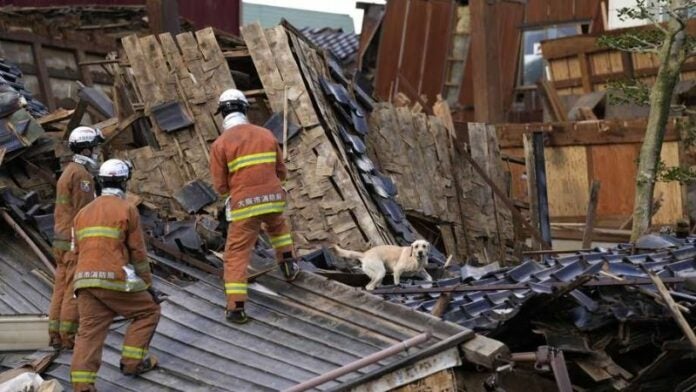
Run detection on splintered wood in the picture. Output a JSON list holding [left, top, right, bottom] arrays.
[[119, 27, 234, 216], [241, 22, 392, 252], [368, 105, 513, 261]]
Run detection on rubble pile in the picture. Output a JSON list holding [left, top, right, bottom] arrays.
[[0, 10, 694, 391], [345, 238, 694, 390]]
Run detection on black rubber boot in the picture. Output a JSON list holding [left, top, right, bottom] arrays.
[[279, 252, 300, 282], [226, 302, 250, 324], [121, 355, 158, 376]]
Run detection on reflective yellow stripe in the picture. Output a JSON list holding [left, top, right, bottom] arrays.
[[53, 239, 72, 251], [225, 282, 248, 295], [56, 195, 70, 204], [71, 370, 97, 383], [59, 321, 78, 332], [48, 320, 60, 332], [230, 201, 285, 221], [227, 152, 276, 173], [76, 226, 121, 241], [74, 278, 148, 292], [122, 345, 148, 360], [270, 233, 293, 248]]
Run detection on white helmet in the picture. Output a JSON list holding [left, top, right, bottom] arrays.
[[98, 159, 132, 183], [216, 88, 249, 116], [68, 126, 104, 153]]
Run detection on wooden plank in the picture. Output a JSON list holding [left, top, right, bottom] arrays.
[[31, 42, 54, 111], [121, 34, 162, 106], [241, 23, 286, 112], [75, 49, 94, 86], [653, 142, 684, 225], [582, 180, 601, 248], [590, 144, 639, 218], [38, 108, 74, 126], [532, 133, 552, 247], [578, 53, 592, 94], [545, 146, 590, 218], [139, 34, 178, 101], [264, 26, 319, 129], [456, 133, 549, 248], [537, 79, 568, 122], [496, 118, 683, 148], [146, 0, 180, 36], [523, 135, 541, 250], [194, 27, 236, 99], [175, 31, 209, 105]]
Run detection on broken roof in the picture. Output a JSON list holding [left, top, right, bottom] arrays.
[[299, 27, 359, 64], [0, 229, 504, 391]]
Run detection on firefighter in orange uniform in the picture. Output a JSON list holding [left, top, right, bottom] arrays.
[[49, 126, 103, 349], [70, 159, 159, 392], [210, 88, 300, 324]]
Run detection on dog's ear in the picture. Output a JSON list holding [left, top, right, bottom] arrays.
[[410, 243, 414, 258]]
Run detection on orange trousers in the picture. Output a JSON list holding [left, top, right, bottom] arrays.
[[48, 251, 79, 348], [70, 288, 160, 392], [224, 212, 294, 310]]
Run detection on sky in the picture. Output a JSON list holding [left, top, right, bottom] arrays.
[[243, 0, 386, 33]]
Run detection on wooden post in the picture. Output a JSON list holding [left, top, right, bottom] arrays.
[[645, 269, 696, 350], [283, 85, 288, 160], [523, 134, 541, 250], [470, 0, 504, 123], [578, 53, 593, 93], [582, 180, 601, 249], [532, 132, 552, 248], [75, 50, 94, 86], [146, 0, 180, 36], [32, 42, 55, 111]]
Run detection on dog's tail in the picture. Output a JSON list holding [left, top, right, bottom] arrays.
[[333, 245, 365, 261]]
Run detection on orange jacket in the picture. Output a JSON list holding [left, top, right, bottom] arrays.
[[210, 123, 287, 221], [53, 162, 95, 256], [72, 194, 151, 292]]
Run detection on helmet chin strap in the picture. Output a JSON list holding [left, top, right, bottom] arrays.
[[73, 154, 98, 169], [223, 112, 249, 130], [101, 187, 125, 199]]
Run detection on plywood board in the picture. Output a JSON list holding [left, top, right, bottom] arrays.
[[545, 146, 589, 217], [589, 144, 639, 218], [653, 141, 685, 225]]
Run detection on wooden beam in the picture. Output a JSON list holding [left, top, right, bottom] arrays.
[[146, 0, 180, 36], [223, 49, 251, 58], [531, 132, 552, 247], [31, 42, 55, 111], [457, 140, 549, 248], [75, 49, 94, 86], [0, 315, 50, 351], [537, 79, 568, 122], [644, 268, 696, 350], [523, 134, 541, 250], [582, 180, 601, 249], [578, 53, 593, 93], [470, 0, 504, 123], [497, 118, 683, 148]]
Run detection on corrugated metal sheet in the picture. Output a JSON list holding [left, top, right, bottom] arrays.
[[0, 229, 469, 391], [0, 0, 241, 35]]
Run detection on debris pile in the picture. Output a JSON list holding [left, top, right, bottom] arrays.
[[347, 237, 696, 390], [0, 6, 694, 391]]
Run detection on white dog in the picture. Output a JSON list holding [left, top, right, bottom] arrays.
[[334, 240, 433, 290]]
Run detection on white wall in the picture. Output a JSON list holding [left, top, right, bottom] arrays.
[[608, 0, 666, 29]]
